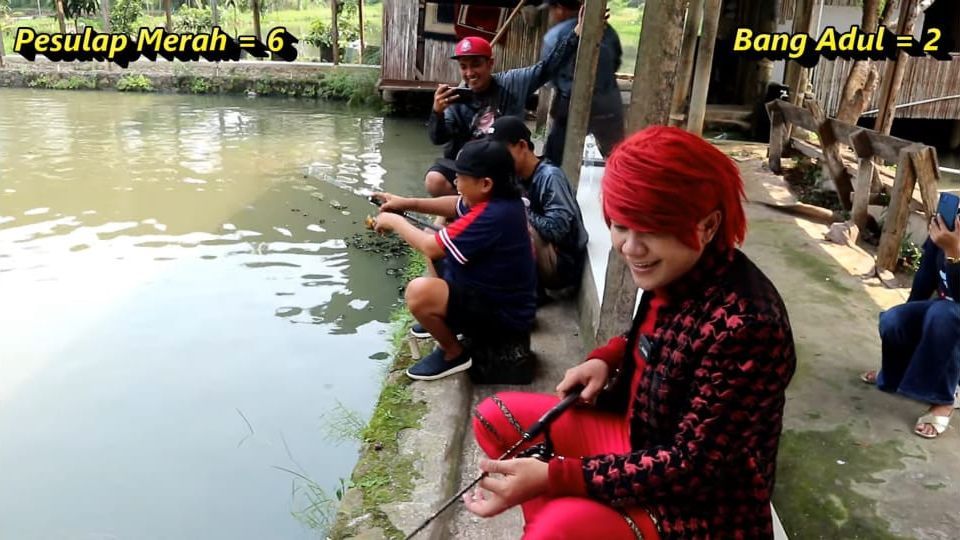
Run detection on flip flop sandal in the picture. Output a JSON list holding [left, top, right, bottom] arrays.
[[860, 371, 878, 385], [914, 413, 951, 439]]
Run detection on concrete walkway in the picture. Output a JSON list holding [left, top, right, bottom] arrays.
[[338, 142, 959, 539]]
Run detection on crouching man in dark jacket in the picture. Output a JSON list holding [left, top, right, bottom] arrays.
[[489, 116, 588, 296]]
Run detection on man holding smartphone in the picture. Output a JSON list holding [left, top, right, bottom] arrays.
[[423, 9, 584, 198]]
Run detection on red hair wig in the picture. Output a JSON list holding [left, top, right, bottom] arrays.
[[601, 126, 747, 250]]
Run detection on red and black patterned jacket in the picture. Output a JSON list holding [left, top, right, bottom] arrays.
[[550, 246, 796, 539]]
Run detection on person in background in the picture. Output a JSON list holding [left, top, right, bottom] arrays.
[[539, 0, 624, 165], [860, 216, 960, 439], [489, 115, 587, 298], [424, 8, 585, 197], [463, 127, 796, 538], [372, 140, 537, 381]]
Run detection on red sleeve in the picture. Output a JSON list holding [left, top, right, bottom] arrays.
[[547, 456, 587, 497], [586, 335, 628, 370]]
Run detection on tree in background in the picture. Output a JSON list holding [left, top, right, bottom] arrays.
[[64, 0, 100, 31], [836, 0, 899, 124], [109, 0, 142, 33], [0, 0, 9, 67]]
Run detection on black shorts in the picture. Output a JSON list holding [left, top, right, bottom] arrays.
[[427, 159, 457, 187], [445, 279, 498, 335]]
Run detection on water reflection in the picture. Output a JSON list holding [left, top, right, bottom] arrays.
[[0, 88, 437, 540]]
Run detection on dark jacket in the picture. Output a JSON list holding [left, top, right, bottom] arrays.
[[908, 238, 960, 302], [523, 159, 587, 287], [562, 246, 796, 539], [427, 31, 580, 159], [541, 17, 623, 121]]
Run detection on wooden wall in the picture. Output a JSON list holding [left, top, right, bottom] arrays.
[[812, 55, 960, 119], [381, 1, 548, 89]]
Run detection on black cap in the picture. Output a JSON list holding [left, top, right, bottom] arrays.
[[439, 139, 515, 184], [488, 116, 534, 151]]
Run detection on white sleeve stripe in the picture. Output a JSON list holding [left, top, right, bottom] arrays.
[[439, 228, 468, 264], [456, 196, 466, 217]]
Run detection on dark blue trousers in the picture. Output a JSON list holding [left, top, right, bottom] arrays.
[[877, 299, 960, 405]]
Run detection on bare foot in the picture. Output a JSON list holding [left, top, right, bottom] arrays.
[[860, 370, 878, 384]]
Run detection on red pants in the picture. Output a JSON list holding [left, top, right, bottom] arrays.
[[473, 392, 661, 540]]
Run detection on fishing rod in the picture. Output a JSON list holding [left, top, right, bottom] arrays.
[[404, 386, 585, 540], [301, 167, 440, 232], [368, 196, 440, 232]]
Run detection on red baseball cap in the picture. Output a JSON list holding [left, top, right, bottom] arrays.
[[451, 36, 493, 59]]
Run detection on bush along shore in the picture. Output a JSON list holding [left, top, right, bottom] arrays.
[[0, 57, 386, 108]]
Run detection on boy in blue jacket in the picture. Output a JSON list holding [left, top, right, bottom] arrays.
[[373, 140, 537, 380]]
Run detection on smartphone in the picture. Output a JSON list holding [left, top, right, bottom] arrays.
[[450, 87, 474, 101], [938, 192, 960, 231]]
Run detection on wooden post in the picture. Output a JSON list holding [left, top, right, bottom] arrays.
[[873, 0, 920, 136], [331, 0, 340, 65], [876, 146, 922, 271], [669, 0, 703, 126], [784, 0, 815, 105], [910, 146, 941, 220], [211, 0, 219, 28], [628, 0, 686, 133], [358, 0, 365, 62], [0, 26, 5, 68], [805, 95, 855, 210], [686, 0, 721, 136], [597, 0, 685, 345], [766, 101, 786, 174], [849, 129, 876, 232], [560, 0, 607, 189]]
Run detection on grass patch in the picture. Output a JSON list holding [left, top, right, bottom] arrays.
[[777, 241, 853, 295], [328, 249, 428, 539], [115, 73, 154, 92], [783, 157, 845, 214], [25, 73, 97, 90]]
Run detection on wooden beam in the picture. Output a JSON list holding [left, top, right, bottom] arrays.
[[784, 0, 815, 105], [910, 146, 941, 220], [561, 0, 607, 189], [597, 0, 685, 345], [686, 0, 722, 136], [876, 147, 921, 271], [851, 154, 875, 232], [767, 102, 786, 174], [873, 0, 920, 135], [805, 95, 855, 211], [628, 0, 685, 133], [670, 0, 704, 127]]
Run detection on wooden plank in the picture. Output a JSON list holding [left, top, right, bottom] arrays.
[[806, 96, 854, 210], [778, 101, 818, 132], [851, 157, 874, 231], [561, 0, 607, 188], [767, 103, 786, 174], [876, 149, 919, 271], [910, 146, 941, 220], [670, 0, 704, 127], [784, 0, 814, 106], [686, 0, 721, 135]]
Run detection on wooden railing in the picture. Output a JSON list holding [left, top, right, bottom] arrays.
[[766, 99, 942, 273]]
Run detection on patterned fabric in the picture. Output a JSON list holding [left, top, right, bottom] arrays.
[[581, 246, 796, 539]]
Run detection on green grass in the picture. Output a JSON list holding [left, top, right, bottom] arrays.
[[606, 1, 642, 75]]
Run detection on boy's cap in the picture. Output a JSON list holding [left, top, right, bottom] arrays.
[[489, 116, 534, 151], [539, 0, 581, 9], [452, 36, 493, 59], [439, 139, 514, 183]]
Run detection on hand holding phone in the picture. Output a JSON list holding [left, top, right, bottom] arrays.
[[451, 87, 474, 101], [937, 192, 959, 232]]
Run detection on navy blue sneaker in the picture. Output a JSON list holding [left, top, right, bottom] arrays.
[[406, 347, 472, 381], [409, 323, 463, 340]]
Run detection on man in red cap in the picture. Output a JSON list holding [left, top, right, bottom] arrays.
[[423, 11, 584, 197]]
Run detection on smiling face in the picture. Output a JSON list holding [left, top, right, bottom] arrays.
[[610, 211, 721, 291], [458, 56, 494, 93], [455, 173, 493, 206]]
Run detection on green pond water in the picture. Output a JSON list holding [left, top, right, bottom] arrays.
[[0, 87, 435, 539]]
